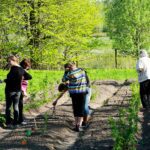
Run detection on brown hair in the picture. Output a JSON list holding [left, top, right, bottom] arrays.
[[7, 55, 19, 63], [20, 59, 31, 69], [64, 62, 76, 68]]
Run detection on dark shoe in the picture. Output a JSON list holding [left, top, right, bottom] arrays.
[[73, 125, 83, 132], [82, 122, 86, 126], [6, 124, 13, 129], [82, 122, 89, 128], [140, 107, 148, 112], [13, 124, 20, 129]]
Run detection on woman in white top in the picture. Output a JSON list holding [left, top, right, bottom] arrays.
[[136, 50, 150, 108]]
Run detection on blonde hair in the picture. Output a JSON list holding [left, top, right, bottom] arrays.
[[7, 55, 19, 63]]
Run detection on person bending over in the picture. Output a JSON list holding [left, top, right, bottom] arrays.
[[62, 62, 87, 132]]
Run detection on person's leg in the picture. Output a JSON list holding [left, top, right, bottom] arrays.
[[83, 92, 90, 125], [83, 116, 89, 125], [5, 92, 13, 125], [75, 117, 78, 125], [76, 94, 85, 128], [71, 94, 79, 128], [71, 94, 77, 117], [147, 80, 150, 107], [19, 92, 24, 123], [71, 94, 85, 131], [77, 117, 83, 127], [87, 87, 92, 105], [140, 82, 147, 108], [12, 92, 21, 125], [142, 80, 150, 108]]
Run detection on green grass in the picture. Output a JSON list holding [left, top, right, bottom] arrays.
[[0, 69, 137, 102], [80, 53, 137, 69], [87, 69, 137, 81], [0, 70, 63, 102]]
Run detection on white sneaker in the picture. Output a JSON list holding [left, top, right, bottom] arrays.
[[21, 121, 27, 125]]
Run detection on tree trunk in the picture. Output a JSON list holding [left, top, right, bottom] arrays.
[[135, 28, 141, 58], [115, 49, 117, 68], [64, 47, 68, 61], [28, 0, 41, 68], [64, 46, 70, 61], [76, 53, 78, 67]]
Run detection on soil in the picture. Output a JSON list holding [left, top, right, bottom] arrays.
[[0, 80, 142, 150]]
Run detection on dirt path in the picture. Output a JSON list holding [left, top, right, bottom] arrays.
[[0, 80, 132, 150]]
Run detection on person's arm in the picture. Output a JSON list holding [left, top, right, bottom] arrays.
[[23, 70, 32, 80], [3, 68, 15, 83], [62, 71, 69, 82], [136, 59, 144, 72], [85, 71, 90, 87], [52, 91, 66, 106]]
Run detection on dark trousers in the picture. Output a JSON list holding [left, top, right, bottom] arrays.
[[140, 80, 150, 108], [19, 92, 24, 123], [5, 91, 21, 125], [70, 93, 86, 117]]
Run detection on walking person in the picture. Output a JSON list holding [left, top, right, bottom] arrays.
[[136, 50, 150, 109], [19, 59, 32, 125], [4, 55, 32, 127], [62, 62, 87, 132], [82, 70, 91, 127], [62, 64, 91, 127]]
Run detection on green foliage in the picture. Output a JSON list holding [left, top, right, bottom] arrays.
[[105, 0, 150, 56], [87, 36, 112, 49], [0, 0, 101, 68], [109, 83, 140, 150]]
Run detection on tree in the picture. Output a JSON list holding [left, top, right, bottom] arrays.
[[105, 0, 150, 59], [0, 0, 101, 69], [53, 0, 101, 63]]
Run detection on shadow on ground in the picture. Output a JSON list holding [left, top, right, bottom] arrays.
[[137, 109, 150, 150], [0, 81, 132, 150]]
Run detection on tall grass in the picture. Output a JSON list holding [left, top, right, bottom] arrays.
[[80, 53, 137, 69], [0, 69, 137, 102]]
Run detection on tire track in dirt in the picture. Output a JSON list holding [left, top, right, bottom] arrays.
[[0, 81, 132, 150]]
